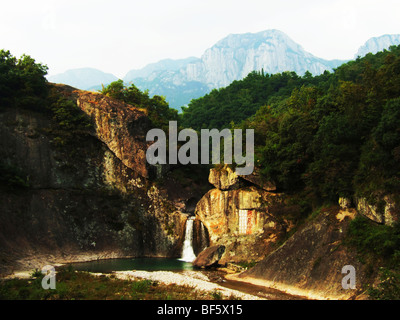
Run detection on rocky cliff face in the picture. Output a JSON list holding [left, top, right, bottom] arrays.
[[76, 90, 151, 178], [232, 207, 369, 300], [185, 30, 342, 88], [355, 195, 399, 226], [122, 29, 345, 109], [0, 84, 203, 275], [194, 166, 388, 299], [355, 34, 400, 58], [194, 165, 288, 266]]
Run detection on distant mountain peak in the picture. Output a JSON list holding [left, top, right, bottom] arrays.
[[123, 57, 200, 83], [48, 30, 400, 111], [196, 29, 341, 88], [48, 68, 118, 90], [355, 34, 400, 58]]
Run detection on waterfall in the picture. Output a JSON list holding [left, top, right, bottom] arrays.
[[179, 217, 197, 262]]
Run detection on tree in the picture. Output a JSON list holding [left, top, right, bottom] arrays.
[[100, 80, 178, 129], [0, 50, 48, 110]]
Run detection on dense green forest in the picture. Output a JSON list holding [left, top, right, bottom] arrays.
[[181, 46, 400, 206]]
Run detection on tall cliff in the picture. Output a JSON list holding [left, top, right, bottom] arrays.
[[0, 84, 209, 275], [193, 165, 289, 266]]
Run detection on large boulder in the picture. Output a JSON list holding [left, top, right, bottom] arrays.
[[208, 165, 239, 190], [193, 245, 226, 268]]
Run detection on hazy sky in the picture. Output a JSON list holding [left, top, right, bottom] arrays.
[[1, 0, 399, 78]]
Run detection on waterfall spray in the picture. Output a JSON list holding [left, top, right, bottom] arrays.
[[179, 217, 197, 262]]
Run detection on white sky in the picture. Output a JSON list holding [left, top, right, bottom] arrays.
[[1, 0, 399, 78]]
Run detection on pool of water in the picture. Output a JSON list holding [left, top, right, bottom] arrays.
[[69, 258, 194, 273]]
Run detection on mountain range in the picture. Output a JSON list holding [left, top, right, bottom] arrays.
[[48, 30, 400, 111]]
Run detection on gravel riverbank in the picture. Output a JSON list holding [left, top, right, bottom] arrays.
[[109, 270, 264, 300]]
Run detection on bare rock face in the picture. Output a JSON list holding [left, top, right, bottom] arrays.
[[208, 165, 239, 190], [195, 187, 271, 243], [384, 195, 399, 226], [76, 91, 151, 178], [194, 177, 287, 265], [0, 85, 191, 275], [194, 165, 285, 266], [238, 207, 370, 300], [208, 165, 276, 192], [193, 245, 226, 268], [355, 196, 399, 226], [339, 197, 352, 210]]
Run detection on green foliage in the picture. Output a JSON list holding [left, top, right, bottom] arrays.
[[47, 88, 92, 132], [0, 49, 48, 111], [211, 290, 223, 300], [181, 45, 400, 206], [100, 79, 178, 130], [30, 269, 43, 278], [354, 98, 400, 197], [345, 216, 400, 300], [180, 70, 333, 131], [346, 216, 400, 266], [369, 268, 400, 300], [131, 279, 153, 297], [43, 87, 93, 154]]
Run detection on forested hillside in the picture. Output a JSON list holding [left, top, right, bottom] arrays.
[[181, 46, 400, 206]]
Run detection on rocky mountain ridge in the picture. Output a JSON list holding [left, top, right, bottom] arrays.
[[48, 31, 400, 110], [355, 34, 400, 58]]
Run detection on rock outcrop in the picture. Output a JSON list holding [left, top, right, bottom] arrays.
[[194, 165, 286, 266], [193, 245, 226, 268], [231, 207, 369, 300], [76, 91, 151, 178], [208, 165, 276, 192], [208, 165, 239, 190], [0, 84, 204, 275], [355, 195, 399, 226]]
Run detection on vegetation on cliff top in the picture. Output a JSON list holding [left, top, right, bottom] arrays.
[[0, 49, 48, 111], [181, 46, 400, 299], [181, 45, 400, 207], [100, 79, 179, 131]]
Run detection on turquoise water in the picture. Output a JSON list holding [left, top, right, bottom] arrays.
[[69, 258, 194, 273]]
